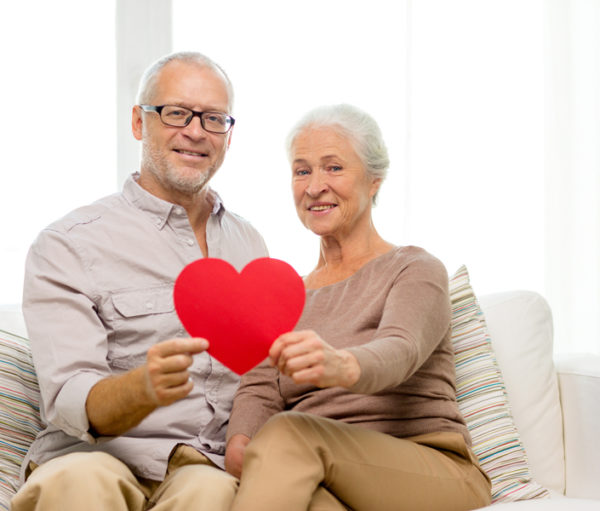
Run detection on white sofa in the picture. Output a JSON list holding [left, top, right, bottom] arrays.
[[0, 286, 599, 509], [475, 291, 600, 509]]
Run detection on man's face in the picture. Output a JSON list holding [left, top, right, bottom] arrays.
[[132, 61, 232, 200]]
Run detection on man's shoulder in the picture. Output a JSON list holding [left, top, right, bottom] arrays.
[[45, 191, 124, 234], [220, 208, 265, 238]]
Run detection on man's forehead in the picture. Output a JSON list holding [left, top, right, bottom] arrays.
[[152, 62, 231, 108]]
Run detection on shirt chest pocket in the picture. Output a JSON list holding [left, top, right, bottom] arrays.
[[106, 285, 184, 367]]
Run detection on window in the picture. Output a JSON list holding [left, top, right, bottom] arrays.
[[0, 1, 116, 303], [172, 0, 545, 296], [172, 0, 408, 277]]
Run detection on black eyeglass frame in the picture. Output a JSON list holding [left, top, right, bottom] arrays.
[[139, 104, 235, 133]]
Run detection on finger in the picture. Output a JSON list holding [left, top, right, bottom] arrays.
[[160, 353, 196, 373], [269, 330, 315, 362], [277, 338, 324, 373], [269, 332, 297, 361], [152, 371, 192, 390], [281, 350, 325, 375], [147, 352, 195, 376], [289, 366, 325, 386], [153, 337, 209, 357], [153, 378, 194, 406]]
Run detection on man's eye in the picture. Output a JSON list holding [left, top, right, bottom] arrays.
[[166, 109, 187, 117], [205, 114, 226, 124]]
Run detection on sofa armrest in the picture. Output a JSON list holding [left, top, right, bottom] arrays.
[[556, 353, 600, 499]]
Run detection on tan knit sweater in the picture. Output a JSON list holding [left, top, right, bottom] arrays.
[[226, 246, 470, 445]]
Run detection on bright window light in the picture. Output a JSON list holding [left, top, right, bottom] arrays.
[[173, 0, 545, 298], [173, 0, 408, 278], [0, 2, 117, 304]]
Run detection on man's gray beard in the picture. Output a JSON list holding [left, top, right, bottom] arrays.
[[142, 143, 211, 196]]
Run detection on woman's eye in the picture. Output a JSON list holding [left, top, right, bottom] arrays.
[[295, 169, 310, 176], [328, 165, 342, 172]]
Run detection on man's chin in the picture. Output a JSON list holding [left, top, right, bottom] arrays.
[[167, 168, 213, 195]]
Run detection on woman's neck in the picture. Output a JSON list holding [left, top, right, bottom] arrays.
[[305, 228, 394, 289]]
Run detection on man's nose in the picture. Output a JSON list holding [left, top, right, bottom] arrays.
[[181, 114, 207, 138]]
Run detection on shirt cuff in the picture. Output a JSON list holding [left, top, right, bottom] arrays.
[[54, 371, 106, 444]]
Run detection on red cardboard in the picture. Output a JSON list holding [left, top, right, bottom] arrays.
[[173, 257, 305, 374]]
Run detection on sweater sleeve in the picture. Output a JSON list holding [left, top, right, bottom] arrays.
[[346, 252, 451, 395], [226, 361, 285, 441]]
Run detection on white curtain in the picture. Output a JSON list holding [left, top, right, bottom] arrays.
[[169, 0, 599, 354], [544, 0, 600, 354], [2, 1, 597, 356]]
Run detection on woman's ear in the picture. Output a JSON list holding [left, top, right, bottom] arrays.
[[369, 177, 383, 199]]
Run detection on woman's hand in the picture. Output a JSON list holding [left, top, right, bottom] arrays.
[[225, 434, 250, 478], [269, 330, 361, 388]]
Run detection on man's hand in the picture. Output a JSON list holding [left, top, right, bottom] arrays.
[[269, 330, 361, 388], [225, 434, 251, 478], [144, 337, 208, 406], [86, 337, 208, 437]]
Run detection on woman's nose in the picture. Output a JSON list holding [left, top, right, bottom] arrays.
[[306, 172, 328, 197]]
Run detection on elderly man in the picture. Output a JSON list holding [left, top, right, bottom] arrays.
[[11, 52, 267, 510]]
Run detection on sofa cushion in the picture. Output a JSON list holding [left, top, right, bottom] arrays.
[[449, 266, 549, 503], [0, 327, 42, 510], [479, 290, 565, 495], [480, 497, 600, 509]]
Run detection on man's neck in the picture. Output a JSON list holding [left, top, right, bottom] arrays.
[[136, 171, 215, 256]]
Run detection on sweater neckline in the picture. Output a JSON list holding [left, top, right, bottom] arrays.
[[305, 246, 401, 292]]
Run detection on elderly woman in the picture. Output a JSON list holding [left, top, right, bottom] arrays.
[[224, 104, 491, 511]]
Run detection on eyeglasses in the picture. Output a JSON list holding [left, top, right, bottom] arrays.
[[139, 104, 235, 134]]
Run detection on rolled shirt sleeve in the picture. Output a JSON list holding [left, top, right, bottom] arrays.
[[24, 228, 111, 442], [20, 175, 270, 480]]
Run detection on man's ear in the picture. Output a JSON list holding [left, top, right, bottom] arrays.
[[226, 126, 234, 150], [132, 105, 143, 141]]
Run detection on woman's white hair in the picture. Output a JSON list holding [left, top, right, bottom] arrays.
[[285, 104, 389, 203], [136, 51, 234, 110]]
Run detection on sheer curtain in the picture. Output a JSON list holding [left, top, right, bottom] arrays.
[[3, 1, 596, 355], [544, 0, 600, 354], [170, 0, 600, 353], [0, 1, 116, 304]]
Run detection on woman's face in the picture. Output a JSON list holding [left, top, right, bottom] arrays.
[[290, 127, 381, 238]]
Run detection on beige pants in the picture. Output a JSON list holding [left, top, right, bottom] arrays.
[[11, 445, 238, 511], [231, 412, 492, 511]]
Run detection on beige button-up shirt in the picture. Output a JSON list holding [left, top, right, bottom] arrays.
[[22, 173, 268, 481]]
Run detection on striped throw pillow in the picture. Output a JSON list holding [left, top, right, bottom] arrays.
[[0, 329, 42, 510], [450, 266, 549, 503]]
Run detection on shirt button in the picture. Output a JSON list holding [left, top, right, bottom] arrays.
[[175, 207, 184, 215], [186, 238, 194, 246], [146, 302, 154, 310]]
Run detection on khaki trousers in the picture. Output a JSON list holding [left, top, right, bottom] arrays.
[[11, 445, 238, 511], [231, 412, 491, 511]]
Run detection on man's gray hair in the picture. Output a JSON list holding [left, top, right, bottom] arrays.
[[136, 51, 234, 110], [285, 104, 389, 202]]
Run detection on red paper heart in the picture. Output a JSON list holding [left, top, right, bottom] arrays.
[[173, 257, 305, 374]]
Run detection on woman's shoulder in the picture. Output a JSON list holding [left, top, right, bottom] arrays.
[[383, 245, 449, 282], [386, 245, 446, 268]]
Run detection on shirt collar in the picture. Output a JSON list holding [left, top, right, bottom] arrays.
[[123, 172, 226, 229]]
